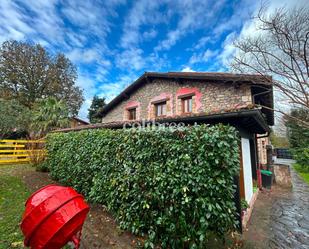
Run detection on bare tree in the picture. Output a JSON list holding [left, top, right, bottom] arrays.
[[231, 4, 309, 127]]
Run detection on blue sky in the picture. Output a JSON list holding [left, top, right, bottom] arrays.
[[0, 0, 305, 119]]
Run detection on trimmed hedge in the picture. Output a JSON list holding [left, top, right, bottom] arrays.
[[45, 124, 240, 248]]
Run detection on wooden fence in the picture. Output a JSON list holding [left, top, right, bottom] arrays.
[[0, 139, 46, 164]]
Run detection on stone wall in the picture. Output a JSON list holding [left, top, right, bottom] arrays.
[[273, 164, 292, 187], [102, 79, 252, 122]]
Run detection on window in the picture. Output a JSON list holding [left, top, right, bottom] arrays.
[[155, 101, 167, 117], [181, 96, 192, 113], [128, 108, 136, 120]]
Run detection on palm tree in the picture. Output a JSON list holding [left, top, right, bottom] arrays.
[[31, 97, 69, 137]]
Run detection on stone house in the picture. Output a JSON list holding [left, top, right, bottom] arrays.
[[58, 72, 274, 224], [97, 72, 274, 207]]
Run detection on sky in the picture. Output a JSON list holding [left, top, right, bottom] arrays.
[[0, 0, 307, 119]]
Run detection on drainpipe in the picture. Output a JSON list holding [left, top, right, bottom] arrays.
[[255, 134, 263, 190]]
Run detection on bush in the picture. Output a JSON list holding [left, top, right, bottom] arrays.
[[292, 148, 309, 172], [45, 124, 240, 248]]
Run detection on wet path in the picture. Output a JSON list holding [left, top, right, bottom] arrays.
[[268, 166, 309, 249]]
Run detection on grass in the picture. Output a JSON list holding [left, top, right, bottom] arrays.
[[293, 163, 309, 185], [0, 164, 72, 249], [0, 165, 30, 249]]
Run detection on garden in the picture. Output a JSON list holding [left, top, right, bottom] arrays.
[[0, 124, 250, 249], [44, 124, 241, 248]]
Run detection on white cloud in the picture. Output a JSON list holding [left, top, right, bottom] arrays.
[[21, 0, 66, 46], [213, 0, 258, 37], [67, 47, 112, 68], [189, 49, 219, 64], [116, 48, 145, 71], [67, 48, 99, 64], [78, 98, 92, 121], [221, 0, 309, 68], [217, 32, 237, 68], [0, 1, 33, 43], [0, 0, 127, 120], [100, 74, 138, 102], [191, 36, 212, 50], [66, 33, 86, 48], [181, 66, 196, 72], [155, 0, 226, 52], [75, 74, 95, 119], [120, 0, 165, 48], [155, 29, 182, 51], [61, 1, 124, 39], [143, 29, 158, 40]]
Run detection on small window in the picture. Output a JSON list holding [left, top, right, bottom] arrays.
[[128, 108, 136, 120], [155, 101, 167, 117], [182, 96, 192, 113]]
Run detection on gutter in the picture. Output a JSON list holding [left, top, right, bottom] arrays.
[[256, 132, 269, 139], [55, 109, 270, 134]]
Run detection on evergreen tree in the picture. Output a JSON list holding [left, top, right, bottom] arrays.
[[88, 95, 106, 123], [285, 108, 309, 169], [286, 109, 309, 149]]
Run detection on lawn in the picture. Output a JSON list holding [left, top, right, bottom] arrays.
[[0, 164, 71, 249], [0, 164, 30, 249], [293, 163, 309, 185]]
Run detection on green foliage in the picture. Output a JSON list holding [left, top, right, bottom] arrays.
[[0, 40, 83, 115], [294, 163, 309, 184], [269, 132, 289, 148], [0, 166, 30, 249], [285, 108, 309, 168], [0, 99, 31, 138], [292, 148, 309, 172], [285, 108, 309, 149], [88, 95, 106, 124], [240, 199, 249, 210], [31, 97, 69, 137], [45, 124, 240, 248]]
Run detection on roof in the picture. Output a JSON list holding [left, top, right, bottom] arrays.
[[55, 107, 270, 134], [98, 72, 274, 125], [70, 116, 89, 125]]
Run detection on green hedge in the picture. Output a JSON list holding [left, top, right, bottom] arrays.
[[292, 148, 309, 172], [45, 124, 240, 248]]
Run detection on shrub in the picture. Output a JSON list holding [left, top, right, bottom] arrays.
[[292, 148, 309, 172], [45, 124, 240, 248]]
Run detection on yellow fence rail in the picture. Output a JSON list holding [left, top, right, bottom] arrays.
[[0, 139, 46, 164]]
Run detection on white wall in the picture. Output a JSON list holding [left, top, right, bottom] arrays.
[[241, 138, 253, 203]]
